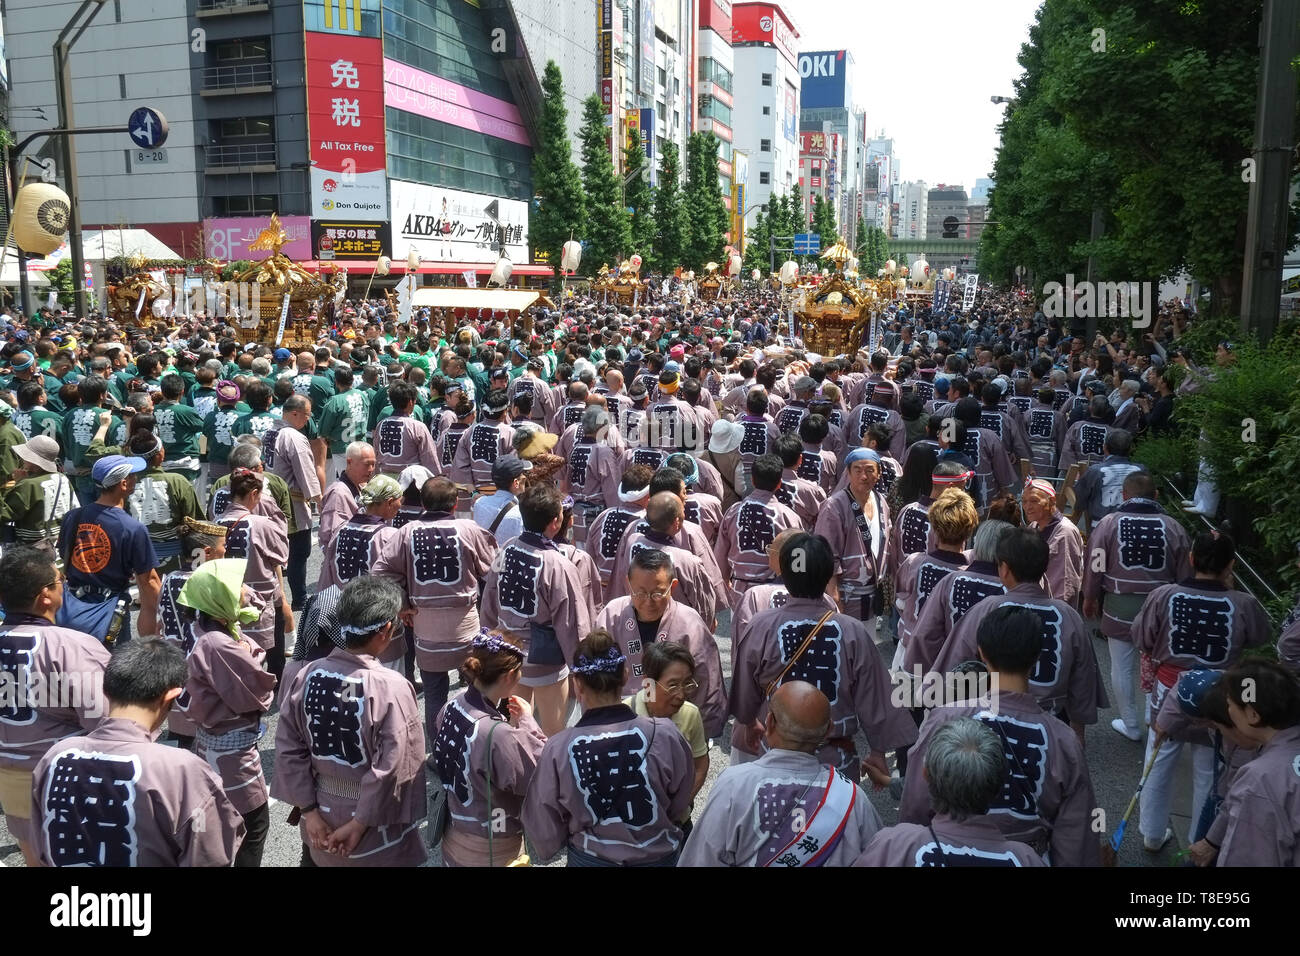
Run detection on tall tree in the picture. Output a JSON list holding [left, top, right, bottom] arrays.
[[530, 61, 587, 288], [623, 136, 656, 259], [854, 215, 869, 258], [743, 208, 771, 273], [812, 194, 839, 249], [683, 132, 730, 271], [652, 141, 687, 273], [577, 94, 630, 273]]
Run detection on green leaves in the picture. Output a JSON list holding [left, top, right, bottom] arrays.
[[531, 61, 587, 286], [652, 141, 687, 273], [578, 94, 630, 274], [683, 132, 730, 271]]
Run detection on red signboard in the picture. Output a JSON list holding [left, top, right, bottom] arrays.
[[699, 0, 732, 34], [305, 31, 388, 218], [730, 3, 798, 65]]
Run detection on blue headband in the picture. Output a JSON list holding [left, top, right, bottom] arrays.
[[572, 646, 626, 676], [10, 354, 33, 372], [844, 448, 882, 468], [470, 629, 522, 657]]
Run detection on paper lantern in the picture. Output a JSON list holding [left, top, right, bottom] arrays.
[[13, 182, 71, 255], [847, 256, 859, 272], [751, 268, 761, 281], [375, 255, 391, 276], [151, 298, 171, 318], [884, 258, 897, 275], [488, 257, 513, 287], [899, 266, 909, 277], [779, 260, 798, 284], [629, 254, 643, 271], [561, 240, 583, 272], [728, 254, 742, 276], [406, 248, 420, 272]]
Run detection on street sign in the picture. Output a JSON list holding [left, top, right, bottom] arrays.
[[131, 148, 168, 166], [128, 106, 168, 149], [793, 232, 821, 255]]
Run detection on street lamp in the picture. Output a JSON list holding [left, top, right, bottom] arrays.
[[990, 95, 1015, 105]]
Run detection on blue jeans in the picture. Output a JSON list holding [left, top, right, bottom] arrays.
[[287, 529, 312, 610]]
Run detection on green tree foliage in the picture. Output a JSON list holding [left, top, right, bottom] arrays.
[[743, 208, 771, 274], [577, 94, 630, 274], [530, 61, 587, 286], [811, 194, 839, 249], [981, 0, 1298, 317], [652, 141, 687, 273], [683, 133, 729, 271], [857, 225, 889, 274], [623, 138, 656, 261]]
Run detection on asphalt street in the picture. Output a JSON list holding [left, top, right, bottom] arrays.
[[0, 543, 1196, 868]]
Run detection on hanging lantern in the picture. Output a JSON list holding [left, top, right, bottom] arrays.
[[884, 258, 897, 275], [727, 254, 742, 276], [13, 182, 71, 255], [629, 253, 643, 272], [488, 256, 513, 287], [751, 268, 761, 281], [375, 255, 391, 276], [779, 260, 798, 284], [561, 240, 583, 272], [899, 265, 909, 278], [406, 248, 420, 272]]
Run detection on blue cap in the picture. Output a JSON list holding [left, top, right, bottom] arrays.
[[274, 348, 292, 361], [934, 376, 951, 393], [663, 360, 682, 374], [844, 448, 882, 468], [91, 454, 148, 486]]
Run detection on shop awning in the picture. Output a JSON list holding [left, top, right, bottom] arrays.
[[410, 287, 552, 312]]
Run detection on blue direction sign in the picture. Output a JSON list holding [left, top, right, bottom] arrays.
[[128, 107, 168, 150], [793, 233, 821, 255]]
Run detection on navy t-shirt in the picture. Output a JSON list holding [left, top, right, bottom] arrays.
[[58, 502, 158, 592]]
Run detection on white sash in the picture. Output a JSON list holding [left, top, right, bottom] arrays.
[[762, 768, 857, 867]]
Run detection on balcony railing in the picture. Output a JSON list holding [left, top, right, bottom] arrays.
[[202, 62, 273, 91], [205, 143, 277, 169], [198, 0, 270, 13]]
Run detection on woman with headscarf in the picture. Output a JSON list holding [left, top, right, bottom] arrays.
[[216, 467, 292, 682], [513, 421, 564, 486], [521, 628, 694, 866], [395, 464, 434, 528], [430, 632, 546, 867], [179, 557, 276, 867]]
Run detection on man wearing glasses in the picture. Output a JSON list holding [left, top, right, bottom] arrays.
[[596, 548, 726, 739]]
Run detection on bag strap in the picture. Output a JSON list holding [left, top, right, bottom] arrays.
[[765, 607, 837, 699], [488, 499, 515, 535]]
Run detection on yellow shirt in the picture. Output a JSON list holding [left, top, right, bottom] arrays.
[[625, 691, 709, 759]]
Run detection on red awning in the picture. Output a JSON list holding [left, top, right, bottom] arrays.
[[301, 260, 555, 276]]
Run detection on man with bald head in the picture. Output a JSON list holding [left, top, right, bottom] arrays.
[[291, 351, 335, 427], [679, 681, 883, 867], [549, 380, 590, 435]]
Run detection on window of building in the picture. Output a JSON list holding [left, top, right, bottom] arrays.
[[674, 77, 680, 95], [674, 111, 680, 130], [761, 73, 772, 86], [759, 171, 770, 184], [762, 105, 770, 115], [213, 194, 277, 216], [214, 38, 269, 62], [658, 67, 667, 87], [218, 116, 273, 139], [760, 139, 771, 152]]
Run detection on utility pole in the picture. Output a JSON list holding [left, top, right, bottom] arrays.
[[55, 0, 110, 319], [1241, 0, 1300, 344]]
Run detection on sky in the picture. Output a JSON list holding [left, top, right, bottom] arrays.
[[787, 0, 1044, 193]]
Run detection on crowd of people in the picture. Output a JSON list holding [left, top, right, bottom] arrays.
[[0, 279, 1296, 869]]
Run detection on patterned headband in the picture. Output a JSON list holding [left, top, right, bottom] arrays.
[[470, 629, 523, 657], [339, 619, 391, 642], [572, 646, 626, 676]]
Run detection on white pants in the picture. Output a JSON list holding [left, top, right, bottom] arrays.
[[1108, 637, 1140, 732], [1138, 684, 1215, 845], [330, 452, 348, 483]]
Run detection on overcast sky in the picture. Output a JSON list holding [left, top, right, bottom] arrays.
[[786, 0, 1043, 192]]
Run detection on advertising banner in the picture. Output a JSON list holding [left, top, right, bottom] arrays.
[[306, 31, 388, 219], [204, 216, 312, 261], [310, 220, 392, 259], [391, 180, 529, 263]]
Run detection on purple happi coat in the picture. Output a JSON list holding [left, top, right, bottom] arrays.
[[271, 647, 427, 866]]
